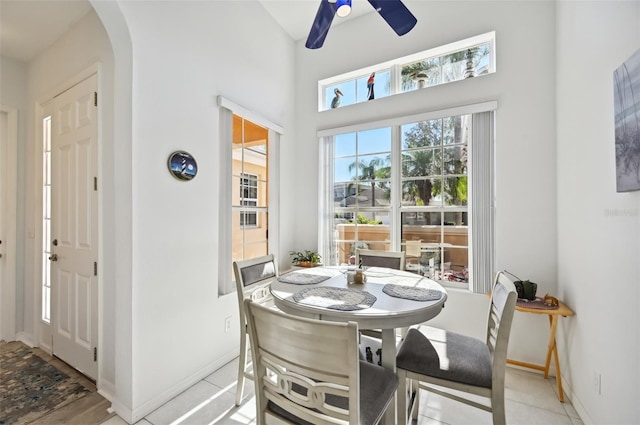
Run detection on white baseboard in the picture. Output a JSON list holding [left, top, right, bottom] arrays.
[[98, 377, 116, 402], [39, 341, 52, 354], [110, 349, 239, 424], [15, 332, 53, 355], [16, 332, 34, 347], [508, 364, 588, 424], [107, 396, 133, 424], [557, 372, 591, 425]]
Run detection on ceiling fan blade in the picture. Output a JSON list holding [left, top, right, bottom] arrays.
[[367, 0, 417, 36], [306, 0, 338, 49]]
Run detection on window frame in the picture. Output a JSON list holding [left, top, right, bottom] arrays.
[[318, 102, 496, 293], [41, 114, 52, 323], [218, 96, 282, 295]]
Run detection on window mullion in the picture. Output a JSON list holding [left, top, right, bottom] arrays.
[[390, 64, 401, 95], [391, 125, 402, 251]]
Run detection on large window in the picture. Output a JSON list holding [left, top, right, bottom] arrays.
[[319, 104, 495, 292]]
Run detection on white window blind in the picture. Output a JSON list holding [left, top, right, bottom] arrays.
[[470, 111, 495, 294]]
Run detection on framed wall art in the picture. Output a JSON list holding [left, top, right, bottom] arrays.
[[614, 48, 640, 192], [167, 151, 198, 181]]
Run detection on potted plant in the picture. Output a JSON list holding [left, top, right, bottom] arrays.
[[289, 250, 322, 268]]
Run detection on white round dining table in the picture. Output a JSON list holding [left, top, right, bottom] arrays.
[[269, 266, 447, 425], [271, 266, 447, 330]]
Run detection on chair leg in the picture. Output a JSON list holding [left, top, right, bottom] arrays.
[[397, 369, 408, 425], [491, 389, 506, 425], [397, 372, 422, 425], [411, 379, 420, 421], [235, 332, 249, 406]]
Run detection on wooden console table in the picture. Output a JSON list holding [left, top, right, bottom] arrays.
[[507, 299, 574, 402]]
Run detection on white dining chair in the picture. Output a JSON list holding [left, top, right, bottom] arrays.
[[395, 270, 517, 425], [356, 249, 406, 270], [404, 239, 422, 270], [232, 254, 278, 406], [244, 298, 398, 425], [354, 249, 407, 343]]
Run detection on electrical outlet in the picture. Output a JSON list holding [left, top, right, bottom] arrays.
[[225, 316, 232, 333], [592, 370, 601, 395]]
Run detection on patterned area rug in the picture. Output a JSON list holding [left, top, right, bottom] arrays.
[[0, 342, 91, 425]]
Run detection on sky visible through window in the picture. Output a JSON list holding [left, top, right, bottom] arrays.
[[334, 128, 391, 182]]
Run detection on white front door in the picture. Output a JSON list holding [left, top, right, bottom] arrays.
[[50, 74, 99, 379]]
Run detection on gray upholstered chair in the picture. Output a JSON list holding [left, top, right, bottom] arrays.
[[356, 249, 406, 270], [244, 298, 398, 425], [395, 270, 517, 425], [232, 254, 278, 406]]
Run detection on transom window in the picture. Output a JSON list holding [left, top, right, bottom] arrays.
[[320, 32, 495, 111]]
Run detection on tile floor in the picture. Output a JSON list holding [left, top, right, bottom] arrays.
[[101, 357, 583, 425]]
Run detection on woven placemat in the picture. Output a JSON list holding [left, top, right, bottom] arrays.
[[292, 287, 376, 311], [277, 272, 331, 285], [382, 284, 443, 301]]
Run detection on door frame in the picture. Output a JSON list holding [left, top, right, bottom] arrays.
[[34, 64, 102, 381], [0, 105, 18, 342]]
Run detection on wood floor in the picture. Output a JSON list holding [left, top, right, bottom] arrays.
[[2, 341, 116, 425]]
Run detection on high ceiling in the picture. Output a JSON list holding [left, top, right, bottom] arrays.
[[0, 0, 373, 63], [0, 0, 93, 62], [259, 0, 373, 41]]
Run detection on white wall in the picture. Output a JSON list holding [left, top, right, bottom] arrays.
[[0, 56, 27, 335], [110, 1, 296, 421], [293, 0, 557, 359], [557, 2, 640, 424]]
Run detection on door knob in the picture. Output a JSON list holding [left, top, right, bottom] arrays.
[[49, 254, 58, 262]]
